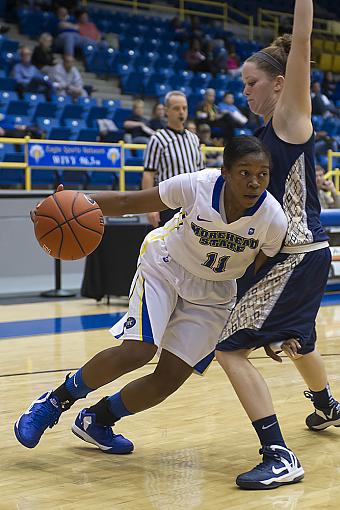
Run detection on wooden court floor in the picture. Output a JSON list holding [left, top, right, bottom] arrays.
[[1, 298, 340, 510]]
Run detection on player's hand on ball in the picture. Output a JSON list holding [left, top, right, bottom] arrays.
[[30, 184, 65, 223]]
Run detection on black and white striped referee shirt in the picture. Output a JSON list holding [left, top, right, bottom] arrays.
[[144, 127, 204, 183]]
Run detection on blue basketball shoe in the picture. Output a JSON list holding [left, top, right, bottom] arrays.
[[72, 409, 134, 454], [14, 391, 62, 448], [304, 391, 340, 431], [236, 445, 304, 490]]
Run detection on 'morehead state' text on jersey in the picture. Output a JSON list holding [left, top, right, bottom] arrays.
[[256, 120, 328, 247], [158, 169, 287, 281]]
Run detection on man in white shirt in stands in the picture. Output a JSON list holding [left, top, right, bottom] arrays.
[[50, 54, 87, 99]]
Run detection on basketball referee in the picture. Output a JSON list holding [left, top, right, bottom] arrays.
[[142, 90, 204, 227]]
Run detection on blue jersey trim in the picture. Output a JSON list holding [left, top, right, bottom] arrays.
[[212, 175, 225, 213], [142, 286, 154, 343], [244, 190, 267, 216]]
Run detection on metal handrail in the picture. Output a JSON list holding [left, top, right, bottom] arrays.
[[0, 138, 339, 193]]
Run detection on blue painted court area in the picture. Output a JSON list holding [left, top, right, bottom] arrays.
[[0, 292, 339, 339], [0, 312, 125, 339]]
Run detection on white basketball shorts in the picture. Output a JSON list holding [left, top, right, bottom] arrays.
[[110, 230, 236, 374]]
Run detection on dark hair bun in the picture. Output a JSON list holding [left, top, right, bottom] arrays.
[[271, 34, 292, 56]]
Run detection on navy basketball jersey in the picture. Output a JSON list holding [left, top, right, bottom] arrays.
[[256, 120, 328, 246]]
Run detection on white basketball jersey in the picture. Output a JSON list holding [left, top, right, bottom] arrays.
[[158, 169, 287, 281]]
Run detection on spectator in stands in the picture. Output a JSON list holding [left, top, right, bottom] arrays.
[[170, 16, 189, 42], [55, 6, 94, 57], [315, 164, 340, 209], [322, 71, 337, 100], [186, 119, 197, 134], [226, 50, 242, 77], [148, 103, 166, 131], [142, 90, 204, 227], [195, 88, 218, 125], [77, 9, 107, 47], [0, 113, 42, 139], [184, 38, 207, 72], [11, 46, 53, 101], [311, 80, 337, 117], [124, 99, 154, 144], [197, 123, 223, 168], [315, 129, 339, 158], [32, 33, 56, 73], [49, 54, 87, 99], [218, 92, 248, 126]]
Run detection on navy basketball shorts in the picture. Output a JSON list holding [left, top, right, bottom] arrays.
[[216, 247, 331, 355]]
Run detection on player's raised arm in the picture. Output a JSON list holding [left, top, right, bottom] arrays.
[[274, 0, 313, 141]]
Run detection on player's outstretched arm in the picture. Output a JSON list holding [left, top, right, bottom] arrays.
[[30, 184, 168, 222], [90, 186, 167, 216], [273, 0, 313, 143]]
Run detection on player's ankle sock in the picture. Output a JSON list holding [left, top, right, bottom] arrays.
[[107, 391, 133, 420], [309, 383, 334, 409], [88, 397, 120, 426], [52, 376, 76, 411], [64, 368, 93, 400], [252, 414, 286, 448]]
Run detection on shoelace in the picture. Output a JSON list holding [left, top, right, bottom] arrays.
[[29, 403, 60, 430], [304, 390, 340, 413], [252, 447, 282, 471]]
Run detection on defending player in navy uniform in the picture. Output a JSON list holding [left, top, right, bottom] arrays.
[[216, 0, 340, 491], [14, 136, 287, 460]]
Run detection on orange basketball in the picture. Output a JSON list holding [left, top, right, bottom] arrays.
[[34, 190, 104, 260]]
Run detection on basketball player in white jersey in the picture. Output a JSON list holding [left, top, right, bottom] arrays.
[[15, 136, 288, 458]]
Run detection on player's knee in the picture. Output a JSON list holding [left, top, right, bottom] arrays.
[[151, 369, 189, 400], [116, 341, 157, 368]]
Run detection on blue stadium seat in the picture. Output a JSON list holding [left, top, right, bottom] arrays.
[[3, 152, 25, 163], [32, 102, 59, 121], [0, 168, 24, 187], [234, 128, 253, 136], [0, 77, 16, 91], [47, 127, 72, 140], [31, 169, 57, 189], [60, 104, 85, 124], [0, 39, 19, 53], [0, 91, 18, 107], [59, 170, 88, 189], [322, 117, 340, 136], [113, 107, 133, 129], [209, 74, 232, 90], [35, 117, 59, 133], [189, 72, 212, 90], [87, 170, 118, 189], [76, 129, 99, 141], [121, 69, 152, 95], [6, 100, 31, 116], [312, 115, 323, 131], [101, 99, 121, 114], [86, 106, 109, 127], [53, 95, 73, 108], [76, 96, 98, 110], [23, 92, 46, 105], [226, 80, 244, 94], [64, 119, 87, 131], [155, 83, 171, 99], [85, 47, 116, 76]]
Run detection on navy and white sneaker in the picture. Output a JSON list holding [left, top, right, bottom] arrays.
[[236, 445, 304, 490], [304, 391, 340, 431], [72, 409, 134, 454], [14, 391, 62, 448]]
